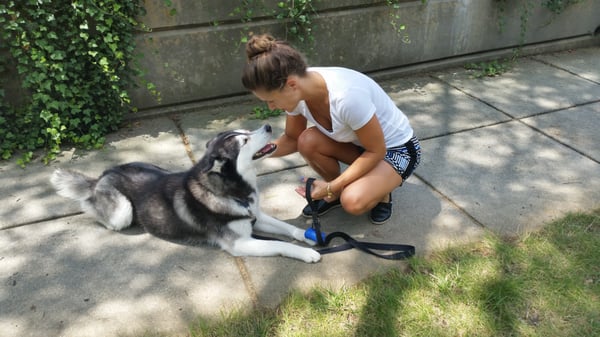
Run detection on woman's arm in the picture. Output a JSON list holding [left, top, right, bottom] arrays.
[[329, 114, 386, 194], [270, 114, 307, 157]]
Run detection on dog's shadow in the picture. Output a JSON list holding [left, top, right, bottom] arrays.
[[118, 224, 218, 248], [114, 215, 317, 249], [118, 224, 146, 236]]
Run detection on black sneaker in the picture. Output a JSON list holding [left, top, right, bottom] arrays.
[[368, 194, 393, 225], [302, 198, 342, 218]]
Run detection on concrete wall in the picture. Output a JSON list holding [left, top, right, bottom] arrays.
[[3, 0, 600, 113], [130, 0, 600, 112]]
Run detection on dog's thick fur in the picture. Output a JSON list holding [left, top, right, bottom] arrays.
[[51, 125, 320, 263]]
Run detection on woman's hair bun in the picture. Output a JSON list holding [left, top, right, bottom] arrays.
[[245, 34, 277, 59], [241, 33, 307, 91]]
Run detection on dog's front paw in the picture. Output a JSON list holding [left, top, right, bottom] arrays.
[[300, 248, 321, 263]]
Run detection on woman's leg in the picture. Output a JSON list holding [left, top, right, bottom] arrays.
[[297, 127, 362, 181], [297, 126, 402, 215], [340, 161, 402, 215]]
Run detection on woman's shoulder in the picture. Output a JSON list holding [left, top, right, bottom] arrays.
[[311, 67, 371, 91], [309, 66, 361, 76]]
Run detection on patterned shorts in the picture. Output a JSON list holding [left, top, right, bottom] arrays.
[[384, 136, 421, 183]]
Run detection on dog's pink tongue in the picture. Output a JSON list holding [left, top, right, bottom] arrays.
[[253, 143, 277, 160]]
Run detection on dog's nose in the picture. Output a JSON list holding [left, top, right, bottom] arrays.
[[265, 124, 272, 133]]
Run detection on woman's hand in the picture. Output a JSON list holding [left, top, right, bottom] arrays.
[[295, 177, 337, 202]]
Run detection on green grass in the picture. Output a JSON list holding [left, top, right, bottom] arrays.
[[188, 209, 600, 337]]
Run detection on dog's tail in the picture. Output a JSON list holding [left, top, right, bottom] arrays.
[[50, 168, 96, 201]]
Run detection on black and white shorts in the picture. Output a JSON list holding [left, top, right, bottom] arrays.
[[384, 136, 421, 183]]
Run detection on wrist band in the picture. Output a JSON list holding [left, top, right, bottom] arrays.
[[326, 183, 334, 198]]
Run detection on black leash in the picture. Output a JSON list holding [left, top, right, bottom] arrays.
[[304, 178, 415, 260]]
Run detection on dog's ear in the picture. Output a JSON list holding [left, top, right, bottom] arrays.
[[200, 132, 240, 173], [200, 150, 230, 174], [205, 132, 239, 150], [200, 138, 230, 174], [205, 137, 216, 149]]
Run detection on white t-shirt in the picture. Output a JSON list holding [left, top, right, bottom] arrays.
[[288, 67, 413, 148]]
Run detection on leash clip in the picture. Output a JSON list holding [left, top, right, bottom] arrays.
[[304, 227, 327, 243]]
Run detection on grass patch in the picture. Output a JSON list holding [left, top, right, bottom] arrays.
[[189, 209, 600, 337]]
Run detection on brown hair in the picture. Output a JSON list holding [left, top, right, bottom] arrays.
[[241, 34, 307, 91]]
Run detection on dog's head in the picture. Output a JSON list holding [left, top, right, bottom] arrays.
[[200, 124, 277, 174]]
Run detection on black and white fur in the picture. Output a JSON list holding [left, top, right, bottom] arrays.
[[50, 125, 320, 263]]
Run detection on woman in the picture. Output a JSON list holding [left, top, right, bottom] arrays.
[[242, 34, 421, 225]]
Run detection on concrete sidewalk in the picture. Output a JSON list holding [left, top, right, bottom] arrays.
[[1, 46, 600, 337]]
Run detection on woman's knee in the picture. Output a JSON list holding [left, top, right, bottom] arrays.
[[297, 127, 323, 156], [340, 190, 370, 215]]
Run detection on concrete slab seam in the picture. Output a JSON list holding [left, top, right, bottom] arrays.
[[170, 115, 198, 164], [530, 56, 600, 85], [430, 72, 600, 159], [412, 174, 486, 229], [418, 119, 512, 142], [256, 164, 309, 177], [0, 211, 83, 231], [234, 257, 260, 308], [517, 114, 600, 165], [431, 74, 518, 120]]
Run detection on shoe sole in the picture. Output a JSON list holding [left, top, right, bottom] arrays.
[[302, 203, 342, 218]]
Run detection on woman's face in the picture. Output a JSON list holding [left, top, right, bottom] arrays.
[[252, 80, 301, 112]]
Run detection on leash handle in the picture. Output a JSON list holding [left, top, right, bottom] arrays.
[[316, 232, 415, 260], [304, 177, 415, 260]]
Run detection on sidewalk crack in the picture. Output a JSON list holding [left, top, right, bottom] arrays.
[[169, 115, 197, 164], [234, 257, 260, 309], [530, 56, 600, 85], [413, 174, 486, 229]]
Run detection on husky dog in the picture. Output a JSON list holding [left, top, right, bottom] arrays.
[[51, 124, 320, 263]]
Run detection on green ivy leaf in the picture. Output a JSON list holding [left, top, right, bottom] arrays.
[[50, 51, 64, 60], [0, 0, 156, 165], [40, 109, 53, 122]]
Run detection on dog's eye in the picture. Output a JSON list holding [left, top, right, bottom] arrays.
[[242, 137, 249, 145]]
